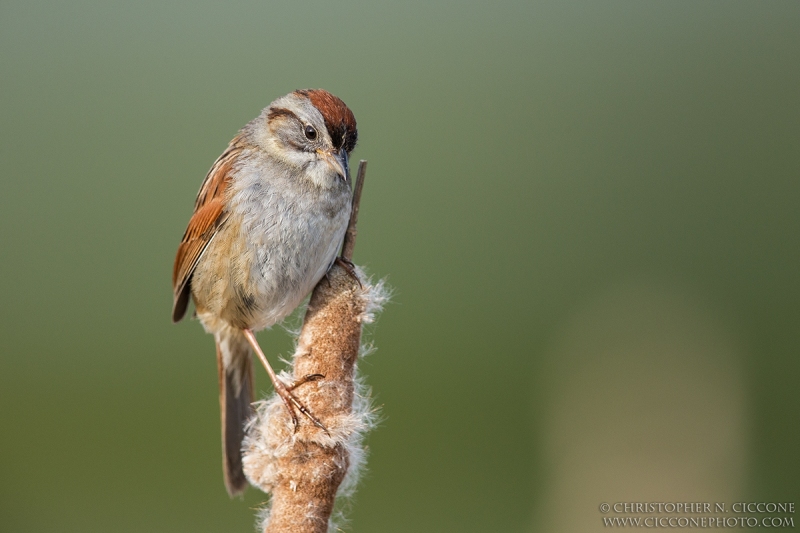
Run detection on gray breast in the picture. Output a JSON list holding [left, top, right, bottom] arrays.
[[231, 162, 351, 329]]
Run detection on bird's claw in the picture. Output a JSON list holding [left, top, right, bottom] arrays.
[[335, 257, 362, 288], [274, 377, 330, 436]]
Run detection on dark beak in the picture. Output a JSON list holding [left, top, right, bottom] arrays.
[[319, 147, 349, 182], [334, 148, 350, 183]]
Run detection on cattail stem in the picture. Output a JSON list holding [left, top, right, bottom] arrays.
[[243, 161, 381, 533]]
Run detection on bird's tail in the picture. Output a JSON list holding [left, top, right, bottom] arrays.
[[215, 331, 254, 497]]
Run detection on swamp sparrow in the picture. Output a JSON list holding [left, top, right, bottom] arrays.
[[172, 89, 358, 496]]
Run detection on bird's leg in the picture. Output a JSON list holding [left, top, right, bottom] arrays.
[[335, 256, 362, 288], [242, 329, 328, 434]]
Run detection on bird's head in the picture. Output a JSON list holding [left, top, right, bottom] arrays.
[[251, 89, 358, 189]]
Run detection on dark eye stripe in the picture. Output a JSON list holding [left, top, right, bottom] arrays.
[[267, 107, 299, 122]]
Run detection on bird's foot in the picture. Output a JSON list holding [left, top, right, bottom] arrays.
[[242, 328, 329, 435], [335, 256, 362, 288], [273, 377, 329, 435]]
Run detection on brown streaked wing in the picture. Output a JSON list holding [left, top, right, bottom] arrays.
[[171, 135, 245, 322]]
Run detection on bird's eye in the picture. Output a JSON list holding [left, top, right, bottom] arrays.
[[304, 125, 317, 140]]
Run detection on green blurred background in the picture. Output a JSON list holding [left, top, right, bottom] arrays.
[[1, 1, 798, 531]]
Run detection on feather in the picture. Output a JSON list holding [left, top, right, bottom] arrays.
[[171, 135, 246, 322]]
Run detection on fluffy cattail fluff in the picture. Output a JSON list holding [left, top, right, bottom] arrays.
[[242, 264, 387, 533]]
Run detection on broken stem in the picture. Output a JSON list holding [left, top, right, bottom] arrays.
[[341, 160, 367, 262]]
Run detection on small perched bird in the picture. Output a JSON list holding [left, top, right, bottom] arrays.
[[172, 89, 358, 496]]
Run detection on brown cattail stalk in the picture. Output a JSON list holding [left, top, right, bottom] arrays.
[[242, 161, 384, 533]]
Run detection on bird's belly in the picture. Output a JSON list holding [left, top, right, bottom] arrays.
[[192, 201, 349, 332], [246, 211, 347, 330]]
